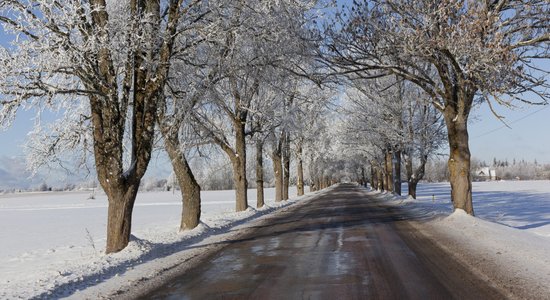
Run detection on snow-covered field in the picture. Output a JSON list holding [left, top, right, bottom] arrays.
[[1, 181, 550, 299], [409, 180, 550, 238]]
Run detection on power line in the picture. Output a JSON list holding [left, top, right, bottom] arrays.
[[472, 105, 549, 139]]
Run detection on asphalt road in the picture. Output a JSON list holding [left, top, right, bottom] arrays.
[[140, 184, 504, 300]]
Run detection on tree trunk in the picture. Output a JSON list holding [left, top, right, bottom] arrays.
[[296, 143, 304, 196], [404, 150, 415, 198], [255, 140, 265, 208], [360, 166, 366, 187], [163, 134, 201, 231], [383, 175, 387, 191], [177, 159, 201, 230], [105, 183, 139, 253], [385, 150, 393, 192], [444, 101, 474, 215], [91, 92, 157, 254], [408, 181, 418, 199], [316, 177, 322, 190], [233, 124, 248, 211], [370, 163, 376, 189], [272, 145, 283, 201], [393, 150, 402, 195], [87, 0, 180, 253], [282, 133, 290, 200], [405, 151, 427, 200], [377, 167, 385, 191]]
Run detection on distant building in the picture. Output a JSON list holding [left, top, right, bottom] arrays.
[[476, 167, 497, 181]]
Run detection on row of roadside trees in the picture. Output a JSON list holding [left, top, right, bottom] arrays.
[[1, 0, 548, 253], [0, 0, 337, 253], [324, 0, 549, 214], [338, 78, 447, 199]]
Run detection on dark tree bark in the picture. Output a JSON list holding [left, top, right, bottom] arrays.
[[282, 132, 291, 200], [385, 150, 393, 192], [271, 135, 284, 201], [444, 90, 475, 215], [404, 150, 428, 199], [255, 140, 265, 208], [377, 166, 385, 191], [232, 122, 248, 211], [370, 162, 376, 189], [104, 183, 140, 253], [404, 151, 414, 198], [272, 153, 283, 200], [310, 176, 317, 192], [360, 166, 366, 187], [393, 150, 402, 195], [408, 181, 418, 199], [189, 4, 262, 212], [296, 142, 305, 196], [316, 177, 322, 190], [96, 87, 157, 254], [162, 132, 201, 231]]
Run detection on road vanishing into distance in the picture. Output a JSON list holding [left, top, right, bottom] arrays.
[[140, 184, 503, 300]]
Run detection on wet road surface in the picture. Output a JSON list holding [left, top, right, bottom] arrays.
[[141, 184, 504, 300]]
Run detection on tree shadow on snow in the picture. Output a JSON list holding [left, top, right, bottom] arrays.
[[472, 190, 550, 231]]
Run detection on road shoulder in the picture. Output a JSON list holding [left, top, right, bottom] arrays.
[[406, 213, 550, 300]]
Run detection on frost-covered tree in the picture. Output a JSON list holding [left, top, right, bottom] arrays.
[[304, 106, 345, 190], [0, 0, 204, 253], [341, 75, 446, 197], [158, 33, 219, 230], [190, 1, 262, 210], [261, 73, 335, 199], [401, 82, 446, 198], [158, 100, 203, 230], [266, 82, 295, 202], [341, 79, 403, 193], [191, 0, 317, 211], [248, 79, 283, 207], [291, 82, 335, 195], [326, 0, 550, 214]]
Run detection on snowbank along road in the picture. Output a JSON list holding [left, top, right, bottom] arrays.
[[139, 184, 504, 299]]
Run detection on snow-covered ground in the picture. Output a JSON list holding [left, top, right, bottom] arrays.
[[410, 180, 550, 238], [1, 181, 550, 299], [0, 186, 324, 299], [373, 180, 550, 299]]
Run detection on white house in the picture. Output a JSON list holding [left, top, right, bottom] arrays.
[[476, 167, 497, 180]]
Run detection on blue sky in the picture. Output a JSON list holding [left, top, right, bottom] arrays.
[[469, 99, 550, 164]]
